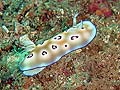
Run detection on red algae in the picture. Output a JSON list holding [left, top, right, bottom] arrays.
[[40, 10, 54, 22], [101, 7, 112, 17], [57, 0, 63, 2], [88, 0, 113, 17], [0, 1, 3, 11], [23, 78, 34, 89], [88, 3, 99, 13]]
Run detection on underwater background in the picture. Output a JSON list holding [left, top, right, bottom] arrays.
[[0, 0, 120, 90]]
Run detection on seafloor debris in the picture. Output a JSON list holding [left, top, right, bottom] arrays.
[[1, 25, 9, 33]]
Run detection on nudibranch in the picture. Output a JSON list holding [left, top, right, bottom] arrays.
[[19, 14, 97, 76]]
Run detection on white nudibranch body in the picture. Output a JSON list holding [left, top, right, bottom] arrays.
[[19, 20, 97, 76]]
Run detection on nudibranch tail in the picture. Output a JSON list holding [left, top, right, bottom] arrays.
[[19, 20, 96, 76]]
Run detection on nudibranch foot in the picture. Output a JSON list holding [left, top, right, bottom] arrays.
[[22, 67, 45, 76]]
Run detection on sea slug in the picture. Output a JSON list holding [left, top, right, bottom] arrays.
[[19, 14, 97, 76]]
